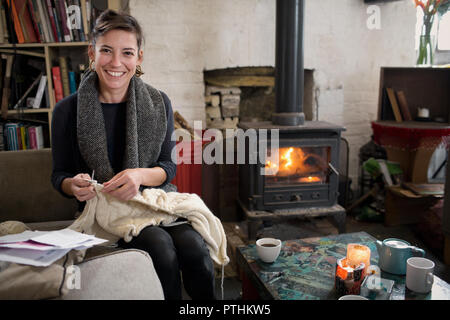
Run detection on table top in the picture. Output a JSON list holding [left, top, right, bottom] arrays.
[[236, 231, 450, 300]]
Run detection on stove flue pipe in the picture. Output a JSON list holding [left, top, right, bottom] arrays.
[[272, 0, 305, 126]]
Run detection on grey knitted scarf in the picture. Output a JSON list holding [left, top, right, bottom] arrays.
[[77, 70, 167, 183]]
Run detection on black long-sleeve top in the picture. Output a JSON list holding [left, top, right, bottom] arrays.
[[51, 91, 176, 212]]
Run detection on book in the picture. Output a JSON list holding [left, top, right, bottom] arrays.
[[33, 75, 47, 108], [402, 182, 444, 196], [0, 1, 8, 43], [11, 72, 42, 110], [15, 0, 38, 43], [52, 66, 63, 102], [59, 56, 70, 97], [0, 122, 4, 150], [26, 0, 43, 43], [74, 0, 85, 41], [80, 0, 88, 40], [4, 122, 18, 150], [6, 0, 25, 43], [68, 71, 76, 93], [1, 54, 13, 118], [20, 125, 26, 149], [0, 1, 4, 43], [50, 0, 63, 42], [396, 90, 412, 121], [63, 0, 74, 41], [45, 0, 59, 42], [3, 0, 16, 44], [85, 0, 91, 35], [16, 125, 22, 149], [386, 87, 402, 122], [0, 55, 3, 116], [56, 0, 70, 42], [35, 125, 44, 149], [36, 0, 52, 42], [28, 125, 36, 149]]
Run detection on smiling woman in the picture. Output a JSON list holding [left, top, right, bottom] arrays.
[[50, 10, 217, 300]]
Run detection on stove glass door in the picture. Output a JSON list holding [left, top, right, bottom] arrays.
[[264, 145, 331, 187]]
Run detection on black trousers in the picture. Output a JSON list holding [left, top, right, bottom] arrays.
[[118, 223, 216, 300]]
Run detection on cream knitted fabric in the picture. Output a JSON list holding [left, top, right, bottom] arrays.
[[69, 184, 230, 267]]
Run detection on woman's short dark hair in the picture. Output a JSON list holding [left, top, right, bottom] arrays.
[[90, 9, 144, 51]]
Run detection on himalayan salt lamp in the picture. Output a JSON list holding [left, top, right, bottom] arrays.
[[346, 243, 371, 273]]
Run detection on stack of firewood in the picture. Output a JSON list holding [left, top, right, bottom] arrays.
[[205, 85, 240, 130]]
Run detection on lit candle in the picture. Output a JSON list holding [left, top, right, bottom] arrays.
[[346, 244, 371, 273]]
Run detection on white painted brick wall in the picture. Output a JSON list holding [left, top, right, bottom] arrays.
[[130, 0, 417, 190]]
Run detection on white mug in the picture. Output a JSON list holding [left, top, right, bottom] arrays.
[[256, 238, 281, 263], [406, 257, 435, 293]]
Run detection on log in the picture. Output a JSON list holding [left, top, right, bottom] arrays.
[[205, 95, 220, 107], [206, 106, 222, 119], [173, 111, 201, 140]]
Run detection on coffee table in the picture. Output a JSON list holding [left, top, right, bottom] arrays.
[[236, 231, 450, 300]]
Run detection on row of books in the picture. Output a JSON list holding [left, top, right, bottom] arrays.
[[0, 121, 3, 150], [2, 122, 44, 150], [51, 56, 82, 103], [381, 87, 413, 122], [0, 0, 104, 44]]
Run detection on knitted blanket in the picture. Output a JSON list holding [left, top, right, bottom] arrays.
[[69, 184, 230, 267]]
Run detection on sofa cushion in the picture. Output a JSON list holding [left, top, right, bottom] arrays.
[[60, 249, 164, 300], [0, 149, 78, 223]]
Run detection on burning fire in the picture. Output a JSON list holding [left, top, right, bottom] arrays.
[[265, 147, 327, 183], [299, 176, 321, 183]]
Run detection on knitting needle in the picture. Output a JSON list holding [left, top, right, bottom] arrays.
[[82, 170, 97, 184]]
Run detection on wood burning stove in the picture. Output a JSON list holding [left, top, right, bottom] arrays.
[[237, 0, 346, 238], [238, 121, 344, 212]]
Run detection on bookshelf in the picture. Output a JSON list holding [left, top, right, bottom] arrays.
[[377, 67, 450, 123], [0, 42, 89, 149]]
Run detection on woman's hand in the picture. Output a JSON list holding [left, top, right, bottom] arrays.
[[102, 169, 143, 201], [66, 173, 96, 202]]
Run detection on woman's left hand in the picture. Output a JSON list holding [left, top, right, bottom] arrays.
[[102, 169, 142, 201]]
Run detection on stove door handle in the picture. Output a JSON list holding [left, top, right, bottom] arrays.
[[328, 162, 339, 177]]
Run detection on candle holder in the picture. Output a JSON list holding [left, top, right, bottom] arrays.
[[335, 257, 366, 296]]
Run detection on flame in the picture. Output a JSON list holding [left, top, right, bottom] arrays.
[[299, 176, 321, 183], [265, 147, 327, 180]]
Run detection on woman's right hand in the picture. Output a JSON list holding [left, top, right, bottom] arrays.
[[66, 173, 96, 202]]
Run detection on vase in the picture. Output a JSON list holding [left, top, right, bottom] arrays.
[[416, 16, 436, 67], [416, 34, 436, 67]]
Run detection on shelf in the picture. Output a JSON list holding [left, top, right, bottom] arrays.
[[378, 67, 450, 123], [7, 108, 51, 114], [374, 120, 450, 130], [0, 42, 89, 48]]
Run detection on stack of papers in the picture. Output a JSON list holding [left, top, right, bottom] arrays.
[[0, 229, 107, 267]]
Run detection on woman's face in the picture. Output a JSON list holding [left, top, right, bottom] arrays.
[[88, 29, 143, 93]]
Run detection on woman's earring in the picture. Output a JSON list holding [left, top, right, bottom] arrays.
[[135, 65, 144, 77], [89, 60, 96, 72]]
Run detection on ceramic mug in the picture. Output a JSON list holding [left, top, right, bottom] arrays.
[[256, 238, 281, 263], [406, 257, 435, 293]]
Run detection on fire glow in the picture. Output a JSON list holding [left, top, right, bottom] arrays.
[[265, 147, 326, 183], [299, 176, 321, 183]]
